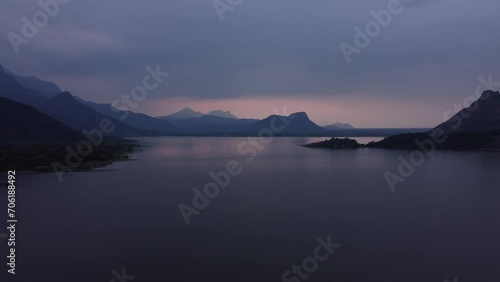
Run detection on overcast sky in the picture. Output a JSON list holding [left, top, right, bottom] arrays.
[[1, 0, 499, 127]]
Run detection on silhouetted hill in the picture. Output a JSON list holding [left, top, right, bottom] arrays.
[[306, 91, 500, 151], [0, 96, 82, 145], [366, 131, 500, 151], [14, 75, 61, 98], [247, 112, 327, 135], [0, 65, 42, 105], [168, 115, 258, 133], [156, 111, 326, 135], [44, 92, 150, 136], [160, 107, 204, 119], [323, 122, 354, 130], [0, 68, 152, 137], [434, 90, 500, 133], [0, 64, 61, 98], [207, 110, 238, 119], [159, 108, 239, 120], [0, 97, 139, 171], [76, 98, 178, 134]]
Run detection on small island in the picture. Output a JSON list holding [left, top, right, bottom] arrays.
[[304, 138, 362, 149]]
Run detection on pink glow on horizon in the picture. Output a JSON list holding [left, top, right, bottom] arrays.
[[136, 95, 449, 128]]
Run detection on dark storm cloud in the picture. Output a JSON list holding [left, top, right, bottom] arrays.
[[0, 0, 499, 105]]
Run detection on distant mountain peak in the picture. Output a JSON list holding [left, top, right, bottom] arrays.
[[250, 111, 326, 134], [53, 91, 75, 102], [162, 108, 238, 119], [177, 107, 203, 115], [14, 75, 62, 97], [288, 112, 309, 120], [434, 89, 500, 134], [58, 91, 73, 96], [324, 122, 354, 130], [0, 64, 62, 97], [207, 110, 238, 119], [164, 108, 204, 119], [481, 90, 499, 99]]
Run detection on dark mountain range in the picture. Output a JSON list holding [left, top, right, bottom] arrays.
[[0, 66, 328, 137], [159, 107, 239, 120], [158, 112, 327, 135], [43, 92, 149, 136], [0, 96, 137, 172], [0, 64, 61, 98], [75, 98, 178, 134], [0, 96, 82, 145], [0, 65, 48, 106], [0, 64, 371, 137], [0, 68, 151, 137], [160, 107, 204, 119], [168, 115, 258, 133], [13, 75, 61, 98], [207, 110, 238, 119], [2, 64, 447, 138]]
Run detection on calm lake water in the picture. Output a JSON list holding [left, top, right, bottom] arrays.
[[3, 137, 500, 282]]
